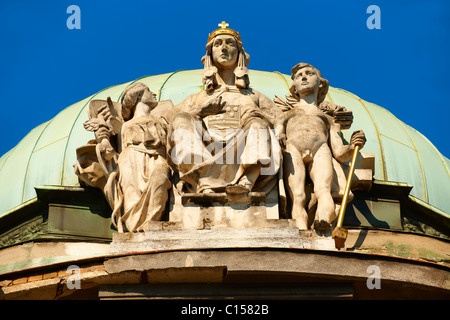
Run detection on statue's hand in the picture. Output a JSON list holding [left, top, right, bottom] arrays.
[[195, 89, 226, 117], [99, 139, 116, 161], [350, 130, 366, 150], [83, 118, 100, 132], [84, 107, 109, 132], [277, 132, 286, 148]]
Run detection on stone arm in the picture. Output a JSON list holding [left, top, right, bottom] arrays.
[[173, 94, 195, 115], [174, 90, 226, 119], [257, 91, 290, 147], [273, 114, 289, 146], [329, 120, 366, 163]]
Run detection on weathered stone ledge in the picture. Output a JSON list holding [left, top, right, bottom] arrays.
[[110, 224, 337, 255]]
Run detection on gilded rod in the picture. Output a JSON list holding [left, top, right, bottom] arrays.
[[336, 145, 360, 228]]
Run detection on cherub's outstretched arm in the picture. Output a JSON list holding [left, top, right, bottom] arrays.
[[329, 120, 366, 163]]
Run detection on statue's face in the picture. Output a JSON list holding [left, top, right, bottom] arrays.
[[293, 66, 321, 95], [211, 35, 238, 68], [141, 88, 158, 108], [76, 154, 106, 189]]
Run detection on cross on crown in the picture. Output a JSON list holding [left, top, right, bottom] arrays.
[[218, 21, 229, 29], [208, 21, 241, 42]]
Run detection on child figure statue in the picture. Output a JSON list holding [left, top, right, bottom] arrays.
[[275, 63, 366, 231]]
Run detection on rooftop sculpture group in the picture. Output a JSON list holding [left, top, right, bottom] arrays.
[[74, 22, 367, 234]]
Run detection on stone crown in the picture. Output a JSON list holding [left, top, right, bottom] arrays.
[[208, 21, 241, 43]]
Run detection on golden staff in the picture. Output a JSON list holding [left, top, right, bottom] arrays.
[[332, 143, 360, 250]]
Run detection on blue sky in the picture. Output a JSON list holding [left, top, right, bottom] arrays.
[[0, 0, 449, 158]]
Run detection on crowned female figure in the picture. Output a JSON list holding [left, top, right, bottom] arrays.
[[167, 22, 281, 195]]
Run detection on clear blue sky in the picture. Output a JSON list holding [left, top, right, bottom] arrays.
[[1, 0, 449, 158]]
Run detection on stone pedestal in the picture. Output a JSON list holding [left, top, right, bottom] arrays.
[[169, 191, 281, 229], [111, 186, 337, 255], [110, 224, 337, 255]]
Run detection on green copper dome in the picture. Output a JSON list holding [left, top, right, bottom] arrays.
[[0, 69, 449, 218]]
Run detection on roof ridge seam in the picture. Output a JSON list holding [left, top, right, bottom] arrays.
[[21, 119, 55, 203], [158, 70, 186, 101], [338, 90, 387, 180]]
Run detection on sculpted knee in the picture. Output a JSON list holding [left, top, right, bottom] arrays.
[[248, 118, 270, 131], [151, 165, 172, 188]]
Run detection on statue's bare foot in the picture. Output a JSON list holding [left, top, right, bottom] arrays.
[[225, 184, 250, 195], [225, 174, 254, 195], [202, 188, 215, 194], [314, 219, 332, 236]]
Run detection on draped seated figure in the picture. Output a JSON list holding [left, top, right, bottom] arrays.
[[167, 23, 281, 196]]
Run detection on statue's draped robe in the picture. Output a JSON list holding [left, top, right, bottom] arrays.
[[168, 87, 280, 193], [106, 116, 171, 232]]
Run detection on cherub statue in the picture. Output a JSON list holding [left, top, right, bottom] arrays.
[[275, 63, 366, 231]]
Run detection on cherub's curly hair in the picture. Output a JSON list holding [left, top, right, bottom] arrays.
[[201, 36, 250, 92], [289, 63, 329, 105]]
